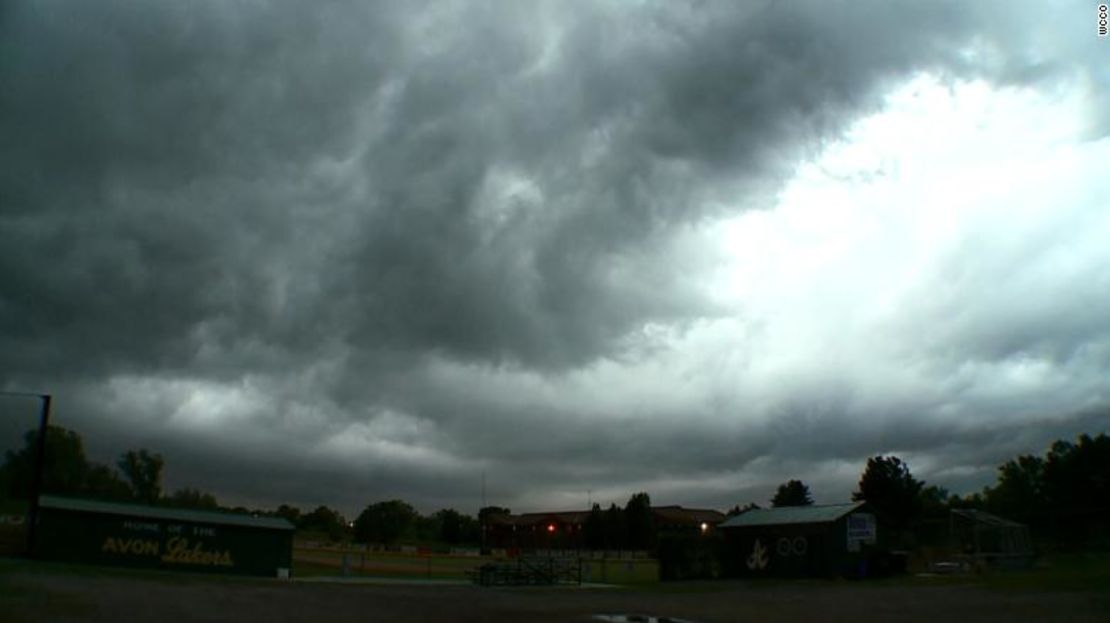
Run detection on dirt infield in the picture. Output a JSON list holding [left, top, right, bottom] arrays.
[[2, 561, 1107, 623]]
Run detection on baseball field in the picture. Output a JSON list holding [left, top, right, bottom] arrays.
[[1, 554, 1107, 622]]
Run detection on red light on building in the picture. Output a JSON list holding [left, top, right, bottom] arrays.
[[547, 523, 556, 533]]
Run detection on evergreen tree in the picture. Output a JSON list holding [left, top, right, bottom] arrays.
[[853, 455, 924, 530], [624, 492, 655, 550], [771, 480, 813, 507], [602, 503, 625, 550], [584, 503, 604, 549]]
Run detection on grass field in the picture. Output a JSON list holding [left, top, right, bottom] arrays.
[[918, 552, 1110, 593], [293, 546, 482, 580], [291, 546, 662, 584]]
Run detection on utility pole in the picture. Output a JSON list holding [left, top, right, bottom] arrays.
[[480, 471, 487, 554], [0, 391, 52, 558]]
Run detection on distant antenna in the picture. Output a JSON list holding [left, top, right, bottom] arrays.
[[587, 489, 592, 509], [480, 471, 488, 554]]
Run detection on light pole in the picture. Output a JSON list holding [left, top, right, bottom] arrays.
[[0, 391, 52, 557]]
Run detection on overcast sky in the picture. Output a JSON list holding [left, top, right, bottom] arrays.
[[2, 1, 1108, 518]]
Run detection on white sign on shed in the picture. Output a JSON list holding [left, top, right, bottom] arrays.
[[846, 513, 876, 552]]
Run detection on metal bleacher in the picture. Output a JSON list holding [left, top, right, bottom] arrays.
[[469, 556, 582, 586]]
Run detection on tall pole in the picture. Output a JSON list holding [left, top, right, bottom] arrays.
[[480, 471, 487, 554], [1, 391, 52, 558], [27, 394, 52, 557]]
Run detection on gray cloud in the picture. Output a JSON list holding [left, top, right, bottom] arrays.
[[2, 1, 1108, 516]]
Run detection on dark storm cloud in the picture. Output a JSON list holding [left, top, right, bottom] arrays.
[[326, 0, 990, 369], [1, 0, 402, 382], [1, 0, 983, 377], [2, 1, 1106, 514]]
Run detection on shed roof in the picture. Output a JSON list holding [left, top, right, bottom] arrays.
[[718, 502, 865, 528], [39, 495, 295, 531]]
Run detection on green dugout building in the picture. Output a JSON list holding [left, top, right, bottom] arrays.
[[34, 496, 294, 577], [719, 502, 887, 578]]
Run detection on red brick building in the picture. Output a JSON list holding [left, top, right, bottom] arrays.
[[484, 506, 725, 551]]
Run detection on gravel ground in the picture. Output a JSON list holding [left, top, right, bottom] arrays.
[[2, 565, 1107, 623]]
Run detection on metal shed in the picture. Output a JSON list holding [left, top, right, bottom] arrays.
[[718, 502, 885, 578], [949, 508, 1033, 569], [33, 495, 294, 577]]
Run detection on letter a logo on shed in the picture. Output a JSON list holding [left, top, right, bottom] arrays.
[[746, 538, 769, 570]]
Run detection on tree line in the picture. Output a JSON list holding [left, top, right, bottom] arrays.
[[0, 426, 212, 510], [741, 432, 1109, 548], [0, 425, 486, 546], [3, 425, 1106, 549], [950, 433, 1109, 546]]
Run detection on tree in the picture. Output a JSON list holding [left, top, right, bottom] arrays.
[[726, 502, 760, 517], [583, 503, 604, 549], [918, 484, 951, 520], [1042, 435, 1110, 507], [441, 511, 480, 545], [624, 492, 655, 550], [771, 480, 813, 507], [408, 513, 439, 543], [434, 508, 464, 544], [603, 503, 626, 550], [984, 455, 1044, 523], [84, 464, 133, 501], [951, 491, 985, 510], [915, 484, 953, 544], [165, 487, 219, 510], [478, 506, 511, 523], [458, 514, 481, 544], [3, 427, 91, 498], [354, 500, 417, 544], [477, 506, 511, 551], [853, 455, 924, 530], [117, 449, 164, 504], [275, 504, 303, 525], [300, 505, 350, 542], [1, 426, 129, 501], [1039, 433, 1110, 542]]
